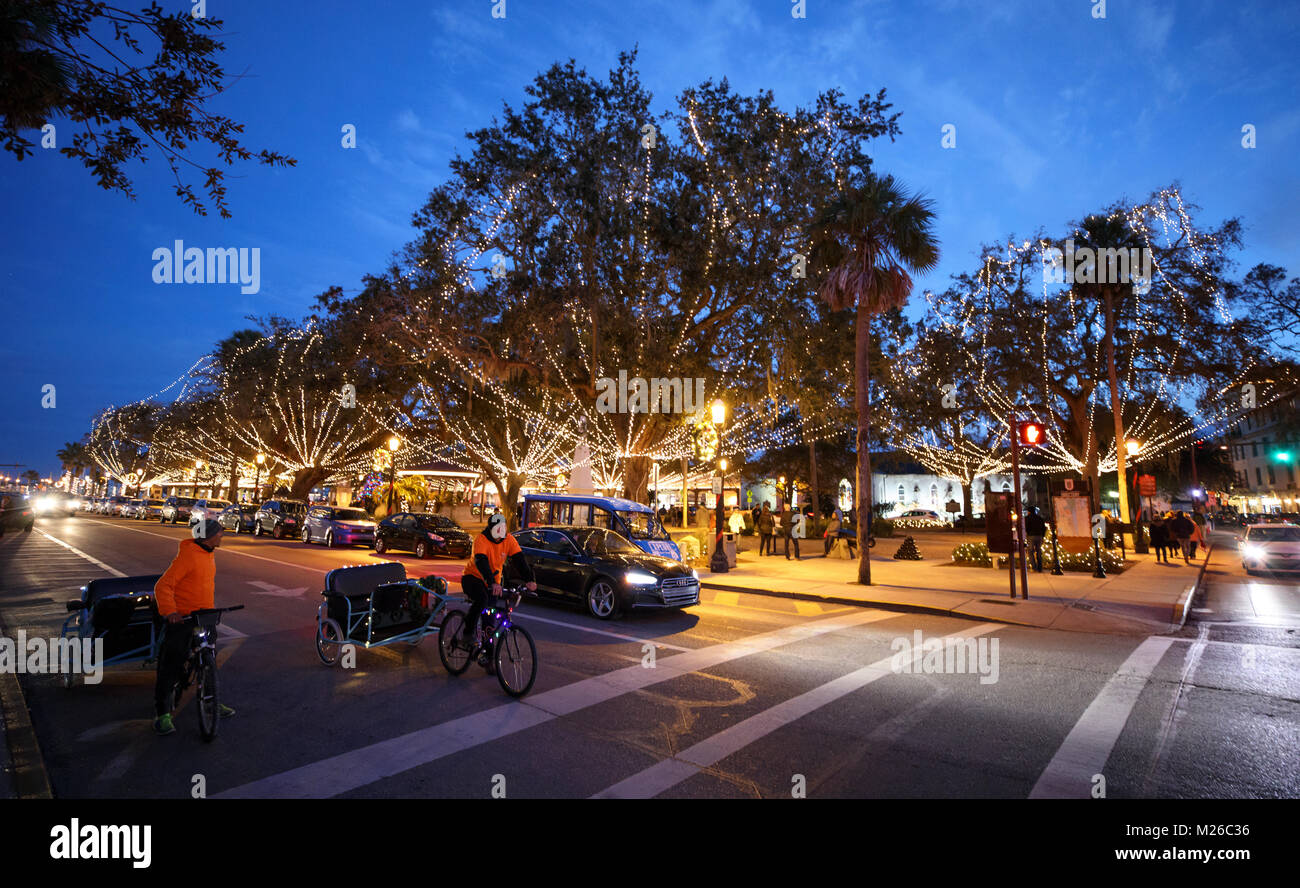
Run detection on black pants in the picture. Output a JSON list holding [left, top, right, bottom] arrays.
[[154, 621, 202, 717], [461, 574, 493, 642], [784, 535, 800, 559], [759, 533, 773, 555], [1028, 536, 1044, 571]]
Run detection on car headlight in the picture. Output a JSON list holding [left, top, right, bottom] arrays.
[[1241, 544, 1266, 561], [625, 570, 659, 586], [691, 569, 699, 580], [429, 534, 444, 543]]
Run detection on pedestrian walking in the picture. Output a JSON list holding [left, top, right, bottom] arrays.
[[757, 502, 775, 556], [1024, 506, 1047, 572], [1149, 513, 1170, 563], [1169, 511, 1195, 563]]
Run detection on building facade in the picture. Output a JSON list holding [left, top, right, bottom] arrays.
[[1224, 389, 1300, 513]]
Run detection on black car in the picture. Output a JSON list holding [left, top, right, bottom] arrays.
[[253, 499, 307, 538], [218, 503, 259, 534], [373, 512, 472, 559], [513, 525, 699, 620]]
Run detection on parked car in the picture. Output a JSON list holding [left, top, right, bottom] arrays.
[[119, 499, 144, 519], [373, 512, 471, 559], [160, 496, 197, 523], [1238, 523, 1300, 575], [513, 525, 698, 619], [896, 509, 944, 523], [104, 495, 129, 516], [0, 491, 35, 533], [253, 499, 307, 538], [217, 503, 259, 534], [301, 506, 377, 548], [189, 498, 231, 523], [137, 498, 167, 520]]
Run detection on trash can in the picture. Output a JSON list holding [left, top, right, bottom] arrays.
[[723, 533, 737, 568]]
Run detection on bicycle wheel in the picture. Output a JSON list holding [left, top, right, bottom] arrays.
[[494, 626, 537, 697], [316, 617, 343, 666], [196, 650, 219, 742], [437, 610, 473, 676]]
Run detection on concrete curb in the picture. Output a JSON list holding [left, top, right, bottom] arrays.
[[699, 580, 1044, 629], [0, 610, 54, 800], [1172, 543, 1214, 631]]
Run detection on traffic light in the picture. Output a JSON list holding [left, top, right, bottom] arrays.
[[1274, 450, 1292, 463], [1018, 420, 1045, 448]]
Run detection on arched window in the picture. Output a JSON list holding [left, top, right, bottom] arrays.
[[898, 484, 905, 502], [929, 484, 938, 506]]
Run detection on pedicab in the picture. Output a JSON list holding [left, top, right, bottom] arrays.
[[59, 574, 164, 687], [314, 562, 455, 665]]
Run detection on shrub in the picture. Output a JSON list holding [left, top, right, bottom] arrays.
[[871, 517, 896, 538], [952, 541, 993, 566]]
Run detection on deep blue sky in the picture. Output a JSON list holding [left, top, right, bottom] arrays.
[[2, 0, 1297, 478]]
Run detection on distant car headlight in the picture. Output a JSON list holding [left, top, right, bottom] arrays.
[[625, 570, 659, 586], [1241, 544, 1266, 561], [34, 497, 52, 513]]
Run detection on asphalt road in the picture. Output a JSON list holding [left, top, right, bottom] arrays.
[[0, 516, 1295, 799]]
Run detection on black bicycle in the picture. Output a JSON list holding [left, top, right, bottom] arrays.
[[437, 584, 537, 697], [173, 605, 243, 741]]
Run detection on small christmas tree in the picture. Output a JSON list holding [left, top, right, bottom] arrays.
[[893, 536, 922, 560]]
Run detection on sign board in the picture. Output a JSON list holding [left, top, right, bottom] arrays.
[[1137, 474, 1156, 497], [1049, 477, 1095, 554], [945, 499, 961, 513], [712, 478, 722, 496], [985, 491, 1014, 554]]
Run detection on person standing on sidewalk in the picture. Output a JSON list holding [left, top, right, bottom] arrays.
[[1024, 506, 1047, 572], [780, 506, 801, 560], [757, 502, 775, 556], [823, 511, 841, 556]]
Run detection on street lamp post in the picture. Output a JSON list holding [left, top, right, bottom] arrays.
[[709, 400, 728, 574], [253, 452, 265, 503], [1127, 438, 1148, 554], [386, 435, 400, 515]]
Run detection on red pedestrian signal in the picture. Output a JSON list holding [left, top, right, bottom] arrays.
[[1018, 421, 1044, 448]]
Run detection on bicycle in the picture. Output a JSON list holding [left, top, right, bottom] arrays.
[[171, 605, 244, 741], [437, 584, 537, 697]]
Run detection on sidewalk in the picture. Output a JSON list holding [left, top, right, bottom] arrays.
[[699, 531, 1215, 636]]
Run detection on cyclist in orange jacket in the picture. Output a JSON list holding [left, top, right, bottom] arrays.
[[153, 516, 235, 735]]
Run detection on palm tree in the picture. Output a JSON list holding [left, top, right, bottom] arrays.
[[56, 441, 89, 489], [1076, 214, 1143, 545], [809, 174, 939, 584]]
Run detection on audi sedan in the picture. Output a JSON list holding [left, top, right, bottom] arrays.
[[301, 506, 376, 548], [513, 525, 699, 620]]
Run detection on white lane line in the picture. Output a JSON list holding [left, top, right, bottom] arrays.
[[34, 529, 125, 577], [514, 611, 694, 652], [592, 622, 1003, 799], [1029, 636, 1176, 799], [215, 608, 898, 799]]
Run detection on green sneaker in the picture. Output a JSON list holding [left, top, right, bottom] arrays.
[[218, 703, 236, 718], [154, 713, 175, 735]]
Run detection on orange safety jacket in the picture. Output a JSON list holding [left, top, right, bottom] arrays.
[[154, 539, 216, 617]]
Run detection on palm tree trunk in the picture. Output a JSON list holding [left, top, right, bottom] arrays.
[[856, 301, 873, 585]]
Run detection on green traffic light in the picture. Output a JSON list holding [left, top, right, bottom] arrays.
[[1275, 451, 1292, 462]]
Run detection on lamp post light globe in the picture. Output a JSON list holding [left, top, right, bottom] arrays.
[[1125, 438, 1141, 457], [386, 435, 402, 514]]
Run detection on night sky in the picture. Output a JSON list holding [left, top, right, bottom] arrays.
[[2, 0, 1296, 477]]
